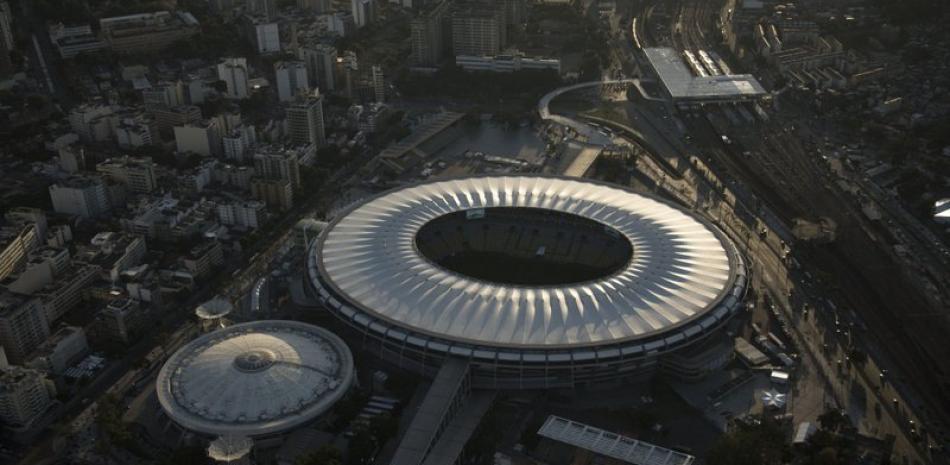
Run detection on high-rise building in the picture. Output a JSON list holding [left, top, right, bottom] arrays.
[[91, 299, 148, 345], [275, 61, 310, 102], [370, 65, 385, 103], [452, 5, 506, 56], [298, 43, 337, 91], [338, 51, 359, 99], [0, 2, 13, 52], [254, 146, 302, 187], [68, 104, 119, 143], [0, 210, 46, 282], [96, 156, 158, 194], [503, 0, 525, 27], [217, 57, 250, 99], [243, 15, 280, 54], [115, 116, 157, 148], [25, 326, 89, 375], [352, 0, 376, 28], [217, 201, 266, 229], [35, 263, 100, 324], [286, 92, 326, 147], [0, 2, 12, 78], [222, 124, 257, 162], [246, 0, 278, 20], [142, 80, 187, 108], [327, 12, 355, 37], [0, 293, 50, 366], [49, 176, 111, 219], [174, 120, 222, 157], [150, 105, 203, 137], [0, 366, 55, 428], [410, 1, 451, 68], [251, 178, 294, 211]]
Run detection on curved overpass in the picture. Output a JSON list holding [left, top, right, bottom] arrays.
[[537, 79, 638, 146]]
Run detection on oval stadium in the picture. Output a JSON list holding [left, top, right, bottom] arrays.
[[305, 176, 748, 389]]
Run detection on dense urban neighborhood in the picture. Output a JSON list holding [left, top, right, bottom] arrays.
[[0, 0, 948, 465]]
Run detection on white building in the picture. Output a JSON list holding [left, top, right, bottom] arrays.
[[26, 326, 89, 375], [325, 12, 354, 37], [68, 104, 118, 142], [4, 247, 71, 295], [245, 16, 280, 54], [48, 23, 106, 59], [174, 121, 221, 157], [217, 201, 266, 229], [0, 293, 51, 365], [455, 53, 561, 74], [286, 91, 326, 147], [36, 263, 100, 324], [217, 57, 250, 99], [275, 61, 310, 102], [0, 366, 55, 428], [115, 117, 154, 148], [142, 80, 186, 108], [351, 0, 375, 28], [222, 124, 258, 163], [96, 156, 158, 194], [49, 176, 111, 219]]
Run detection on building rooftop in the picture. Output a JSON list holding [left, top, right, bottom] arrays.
[[0, 291, 34, 317], [156, 321, 354, 437], [643, 48, 767, 100]]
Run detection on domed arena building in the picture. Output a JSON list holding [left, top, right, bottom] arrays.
[[306, 176, 749, 389], [155, 320, 355, 445]]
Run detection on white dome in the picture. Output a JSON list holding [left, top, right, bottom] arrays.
[[156, 321, 354, 437]]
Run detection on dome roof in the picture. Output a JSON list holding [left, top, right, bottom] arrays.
[[195, 297, 234, 320], [156, 321, 354, 437]]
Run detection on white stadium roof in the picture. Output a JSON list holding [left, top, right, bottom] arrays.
[[643, 47, 766, 100], [156, 321, 354, 437], [314, 176, 741, 350]]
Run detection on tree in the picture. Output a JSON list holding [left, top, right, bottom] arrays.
[[160, 445, 208, 465], [296, 444, 342, 465], [347, 425, 377, 465], [707, 416, 788, 465], [817, 408, 848, 432], [369, 413, 399, 442]]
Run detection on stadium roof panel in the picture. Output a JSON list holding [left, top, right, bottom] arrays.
[[314, 176, 741, 350], [643, 47, 767, 100]]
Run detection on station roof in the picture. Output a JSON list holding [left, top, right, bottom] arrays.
[[644, 48, 767, 100]]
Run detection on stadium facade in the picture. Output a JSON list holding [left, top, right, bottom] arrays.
[[306, 176, 748, 389]]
